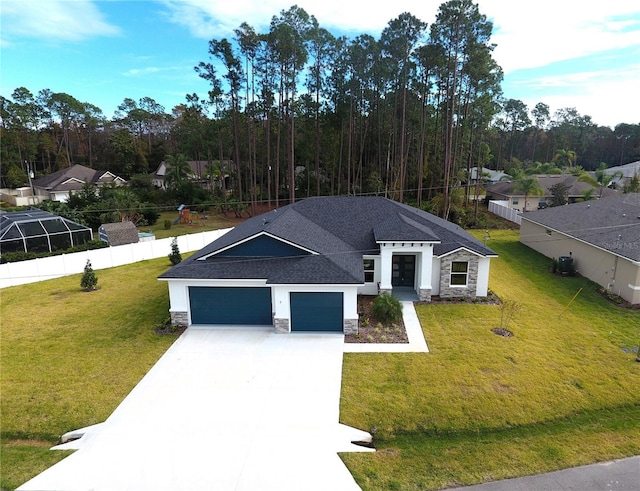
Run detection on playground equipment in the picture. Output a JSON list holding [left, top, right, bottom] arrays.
[[172, 205, 201, 226]]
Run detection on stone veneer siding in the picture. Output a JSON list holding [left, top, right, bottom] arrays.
[[344, 319, 358, 335], [170, 311, 189, 327], [274, 317, 290, 333], [418, 288, 432, 302], [439, 251, 478, 298]]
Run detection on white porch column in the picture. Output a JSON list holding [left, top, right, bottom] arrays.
[[379, 244, 393, 293]]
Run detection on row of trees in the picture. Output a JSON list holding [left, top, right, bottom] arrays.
[[2, 1, 639, 219]]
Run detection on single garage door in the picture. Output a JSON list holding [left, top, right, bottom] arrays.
[[189, 287, 272, 325], [290, 292, 343, 332]]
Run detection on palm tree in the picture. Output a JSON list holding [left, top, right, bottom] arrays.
[[164, 154, 191, 190], [514, 176, 544, 212], [553, 149, 577, 169], [578, 162, 623, 198]]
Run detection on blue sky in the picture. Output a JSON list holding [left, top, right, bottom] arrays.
[[1, 0, 639, 129]]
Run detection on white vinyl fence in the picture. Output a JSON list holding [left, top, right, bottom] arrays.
[[488, 200, 521, 225], [0, 228, 232, 289]]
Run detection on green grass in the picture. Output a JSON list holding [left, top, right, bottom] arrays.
[[0, 258, 179, 490], [2, 229, 638, 490], [339, 229, 640, 490], [144, 210, 244, 239]]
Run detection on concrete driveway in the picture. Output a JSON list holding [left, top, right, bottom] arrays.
[[19, 328, 372, 491]]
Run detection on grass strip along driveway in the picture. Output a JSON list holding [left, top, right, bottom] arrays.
[[0, 258, 178, 490], [1, 230, 638, 490], [339, 230, 640, 490]]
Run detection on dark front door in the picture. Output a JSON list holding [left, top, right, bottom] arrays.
[[392, 255, 415, 287]]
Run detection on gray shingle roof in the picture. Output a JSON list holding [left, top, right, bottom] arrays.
[[160, 196, 497, 283], [32, 164, 125, 190], [521, 193, 640, 262], [487, 174, 618, 199], [99, 221, 139, 246]]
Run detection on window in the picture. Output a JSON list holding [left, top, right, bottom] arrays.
[[363, 259, 375, 283], [450, 261, 468, 286], [512, 198, 519, 205]]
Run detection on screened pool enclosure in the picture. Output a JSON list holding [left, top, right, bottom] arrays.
[[0, 208, 93, 254]]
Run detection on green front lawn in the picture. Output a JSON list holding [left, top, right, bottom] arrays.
[[1, 230, 638, 490], [0, 258, 178, 490], [340, 230, 640, 490]]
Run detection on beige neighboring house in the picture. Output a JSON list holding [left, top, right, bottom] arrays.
[[486, 174, 618, 212], [31, 164, 126, 203], [520, 193, 640, 305]]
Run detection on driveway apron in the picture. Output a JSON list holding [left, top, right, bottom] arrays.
[[19, 328, 372, 491]]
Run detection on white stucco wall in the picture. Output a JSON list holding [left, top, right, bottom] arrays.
[[476, 257, 491, 296], [520, 219, 640, 305], [358, 255, 381, 295], [378, 242, 434, 292], [272, 284, 358, 321]]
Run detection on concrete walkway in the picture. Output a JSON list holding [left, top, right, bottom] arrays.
[[344, 301, 429, 353], [19, 329, 373, 491]]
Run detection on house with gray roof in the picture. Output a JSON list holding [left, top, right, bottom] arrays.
[[159, 196, 497, 333], [486, 174, 618, 212], [520, 193, 640, 305], [32, 164, 126, 203]]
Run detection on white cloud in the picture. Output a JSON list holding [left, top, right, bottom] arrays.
[[0, 0, 121, 42]]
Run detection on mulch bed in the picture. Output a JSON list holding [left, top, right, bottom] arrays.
[[345, 296, 409, 344], [155, 323, 187, 336]]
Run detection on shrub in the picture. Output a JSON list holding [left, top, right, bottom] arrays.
[[80, 259, 98, 291], [371, 294, 403, 324], [168, 237, 182, 265], [163, 219, 172, 230]]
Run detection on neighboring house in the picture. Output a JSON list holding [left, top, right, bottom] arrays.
[[152, 160, 231, 190], [99, 221, 139, 246], [520, 193, 640, 305], [159, 196, 497, 333], [0, 208, 93, 254], [31, 164, 126, 203], [486, 174, 618, 212], [601, 160, 640, 188], [470, 167, 510, 184]]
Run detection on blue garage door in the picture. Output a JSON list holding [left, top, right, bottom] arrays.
[[189, 287, 272, 325], [290, 292, 343, 332]]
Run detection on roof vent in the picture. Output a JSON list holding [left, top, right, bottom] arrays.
[[587, 204, 590, 208], [622, 213, 626, 217]]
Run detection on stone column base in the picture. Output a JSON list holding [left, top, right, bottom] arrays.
[[418, 288, 432, 302], [274, 318, 290, 333], [170, 311, 188, 327], [379, 288, 392, 296], [344, 318, 358, 335]]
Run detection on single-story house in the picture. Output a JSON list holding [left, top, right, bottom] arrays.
[[486, 174, 618, 212], [159, 196, 497, 333], [520, 193, 640, 305], [152, 160, 231, 190], [601, 160, 640, 188], [98, 221, 139, 246], [32, 164, 126, 202]]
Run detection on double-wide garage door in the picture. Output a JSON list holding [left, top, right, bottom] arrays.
[[189, 287, 343, 332]]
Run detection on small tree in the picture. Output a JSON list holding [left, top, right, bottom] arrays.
[[168, 237, 182, 265], [80, 259, 98, 291], [499, 299, 521, 331]]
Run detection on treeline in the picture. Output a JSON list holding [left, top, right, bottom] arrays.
[[1, 0, 639, 219]]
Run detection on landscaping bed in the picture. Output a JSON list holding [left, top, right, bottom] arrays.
[[345, 296, 408, 344]]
